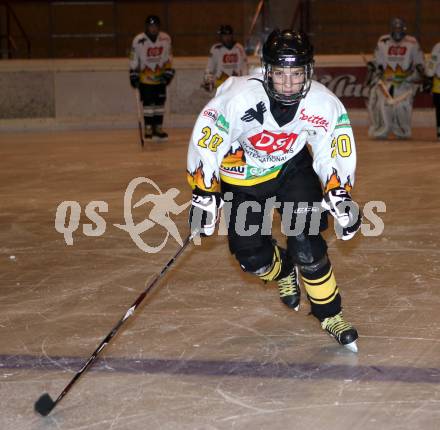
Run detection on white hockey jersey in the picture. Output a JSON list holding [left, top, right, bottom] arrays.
[[187, 76, 356, 195], [427, 42, 440, 94], [129, 31, 173, 85], [374, 34, 424, 86], [206, 42, 248, 88]]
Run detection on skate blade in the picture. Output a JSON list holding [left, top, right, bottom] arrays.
[[344, 340, 358, 353]]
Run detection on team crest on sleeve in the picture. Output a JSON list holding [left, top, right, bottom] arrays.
[[241, 101, 267, 125], [202, 108, 219, 122], [216, 114, 230, 133], [335, 113, 351, 129]]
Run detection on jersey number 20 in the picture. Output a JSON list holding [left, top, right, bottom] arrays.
[[198, 126, 223, 152], [331, 134, 352, 158]]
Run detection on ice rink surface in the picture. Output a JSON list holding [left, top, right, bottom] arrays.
[[1, 127, 440, 430]]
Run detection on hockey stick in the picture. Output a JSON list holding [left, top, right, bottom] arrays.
[[377, 79, 395, 104], [134, 89, 145, 149], [377, 80, 413, 106], [34, 231, 197, 416], [390, 88, 413, 105]]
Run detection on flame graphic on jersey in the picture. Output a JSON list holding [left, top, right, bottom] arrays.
[[344, 176, 353, 193], [187, 162, 220, 192], [324, 168, 353, 193], [384, 64, 411, 83], [141, 61, 173, 84], [221, 148, 246, 168]]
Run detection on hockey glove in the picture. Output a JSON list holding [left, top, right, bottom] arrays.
[[162, 68, 175, 86], [322, 187, 362, 241], [129, 70, 140, 89], [189, 192, 224, 237]]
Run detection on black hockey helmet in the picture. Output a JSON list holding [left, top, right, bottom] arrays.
[[262, 29, 314, 104], [218, 25, 233, 35], [145, 15, 160, 40], [390, 17, 407, 42], [145, 15, 160, 26]]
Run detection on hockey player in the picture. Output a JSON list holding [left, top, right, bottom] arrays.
[[368, 17, 425, 139], [427, 42, 440, 140], [129, 15, 175, 140], [187, 30, 362, 352], [202, 25, 248, 92]]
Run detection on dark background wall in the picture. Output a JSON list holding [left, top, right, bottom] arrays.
[[1, 0, 439, 59]]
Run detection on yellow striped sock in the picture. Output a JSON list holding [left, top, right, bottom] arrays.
[[258, 246, 282, 282], [302, 267, 339, 305]]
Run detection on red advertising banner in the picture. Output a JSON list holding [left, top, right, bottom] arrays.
[[314, 66, 433, 108]]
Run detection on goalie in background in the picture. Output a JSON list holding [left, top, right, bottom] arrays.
[[368, 17, 425, 140], [202, 25, 248, 92], [426, 42, 440, 140]]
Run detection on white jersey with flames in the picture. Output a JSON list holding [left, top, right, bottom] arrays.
[[374, 34, 424, 85], [206, 43, 248, 83], [187, 75, 356, 195], [129, 32, 173, 85], [427, 42, 440, 94]]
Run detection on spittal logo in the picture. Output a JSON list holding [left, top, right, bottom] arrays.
[[298, 108, 329, 131]]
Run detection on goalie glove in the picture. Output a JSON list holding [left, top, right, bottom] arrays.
[[189, 192, 224, 236], [322, 187, 362, 241]]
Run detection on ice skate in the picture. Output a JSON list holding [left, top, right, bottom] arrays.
[[321, 312, 358, 352], [277, 266, 300, 311], [153, 125, 168, 141]]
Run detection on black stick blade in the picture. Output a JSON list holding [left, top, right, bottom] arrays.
[[35, 393, 55, 416]]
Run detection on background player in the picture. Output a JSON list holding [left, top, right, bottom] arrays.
[[202, 25, 248, 92], [368, 17, 425, 140], [427, 41, 440, 140], [188, 30, 362, 352], [129, 15, 175, 140]]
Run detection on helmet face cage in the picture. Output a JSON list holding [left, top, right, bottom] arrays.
[[262, 30, 314, 105], [263, 57, 314, 105], [390, 17, 406, 42]]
